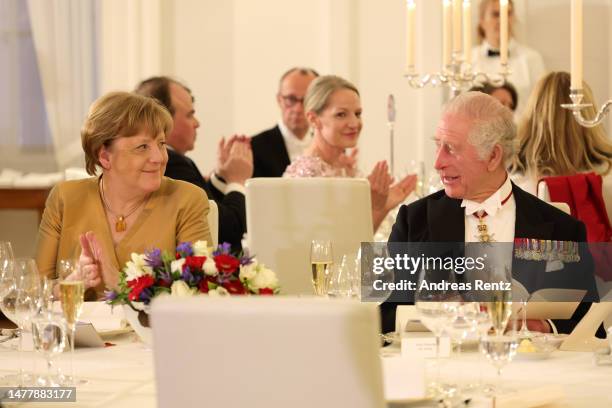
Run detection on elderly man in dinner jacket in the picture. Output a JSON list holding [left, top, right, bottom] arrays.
[[382, 92, 599, 336]]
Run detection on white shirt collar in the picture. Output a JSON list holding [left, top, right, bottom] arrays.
[[461, 174, 513, 217], [278, 120, 311, 148], [481, 39, 517, 55]]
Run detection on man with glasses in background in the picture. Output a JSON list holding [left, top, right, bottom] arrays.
[[251, 67, 319, 177]]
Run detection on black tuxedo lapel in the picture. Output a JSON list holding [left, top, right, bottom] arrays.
[[251, 126, 291, 177], [427, 195, 465, 241], [512, 183, 554, 240], [267, 127, 291, 174]]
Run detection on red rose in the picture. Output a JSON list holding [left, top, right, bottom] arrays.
[[198, 279, 210, 293], [127, 275, 155, 301], [214, 254, 240, 275], [157, 278, 172, 288], [222, 279, 246, 295], [258, 288, 274, 295], [185, 256, 207, 271]]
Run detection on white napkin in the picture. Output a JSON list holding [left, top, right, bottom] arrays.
[[0, 168, 23, 187], [78, 301, 125, 332], [12, 172, 63, 187]]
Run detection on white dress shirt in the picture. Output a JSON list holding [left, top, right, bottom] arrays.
[[462, 175, 516, 243], [278, 120, 312, 162], [471, 40, 546, 116]]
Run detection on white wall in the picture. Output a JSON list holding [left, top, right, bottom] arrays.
[[161, 0, 611, 179]]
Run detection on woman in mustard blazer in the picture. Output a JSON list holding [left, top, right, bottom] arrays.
[[36, 92, 211, 298]]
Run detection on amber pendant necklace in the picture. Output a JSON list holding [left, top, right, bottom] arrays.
[[99, 177, 148, 232]]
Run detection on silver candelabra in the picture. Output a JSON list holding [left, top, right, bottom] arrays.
[[404, 53, 511, 96], [561, 89, 612, 128]]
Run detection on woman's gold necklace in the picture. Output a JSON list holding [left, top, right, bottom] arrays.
[[99, 178, 149, 232]]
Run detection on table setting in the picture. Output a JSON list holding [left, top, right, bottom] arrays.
[[1, 237, 612, 407]]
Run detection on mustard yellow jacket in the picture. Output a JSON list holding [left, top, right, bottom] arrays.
[[36, 176, 211, 296]]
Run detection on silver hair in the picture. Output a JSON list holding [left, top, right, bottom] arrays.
[[443, 91, 516, 165]]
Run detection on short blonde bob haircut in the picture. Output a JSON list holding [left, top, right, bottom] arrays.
[[304, 75, 359, 116], [81, 91, 173, 175], [511, 71, 612, 177]]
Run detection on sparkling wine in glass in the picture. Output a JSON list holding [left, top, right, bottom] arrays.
[[58, 260, 86, 385], [310, 240, 333, 296], [487, 290, 512, 336]]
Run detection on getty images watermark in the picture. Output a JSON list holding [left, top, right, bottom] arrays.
[[359, 242, 602, 303]]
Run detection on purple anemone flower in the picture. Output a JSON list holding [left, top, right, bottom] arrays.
[[144, 248, 163, 268], [176, 242, 193, 257], [104, 290, 118, 301]]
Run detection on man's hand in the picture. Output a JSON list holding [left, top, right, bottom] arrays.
[[216, 134, 253, 185]]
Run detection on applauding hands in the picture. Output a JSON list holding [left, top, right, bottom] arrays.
[[368, 161, 417, 230], [77, 231, 118, 291], [216, 134, 253, 185]]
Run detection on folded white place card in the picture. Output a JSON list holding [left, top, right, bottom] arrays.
[[381, 355, 426, 401], [79, 301, 125, 332], [401, 332, 451, 359], [74, 323, 106, 348]]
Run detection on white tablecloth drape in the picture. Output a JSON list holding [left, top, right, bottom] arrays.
[[1, 333, 611, 407]]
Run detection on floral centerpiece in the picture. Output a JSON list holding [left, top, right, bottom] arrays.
[[105, 241, 279, 342]]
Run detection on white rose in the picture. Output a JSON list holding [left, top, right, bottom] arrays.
[[203, 258, 218, 276], [208, 286, 229, 297], [193, 240, 209, 257], [170, 258, 186, 274], [125, 253, 153, 281], [170, 280, 195, 297], [239, 263, 257, 281], [249, 266, 279, 291]]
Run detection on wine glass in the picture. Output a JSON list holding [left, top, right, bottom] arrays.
[[415, 266, 459, 397], [480, 318, 518, 395], [32, 315, 66, 386], [0, 243, 16, 332], [327, 254, 352, 298], [13, 258, 42, 386], [0, 241, 16, 321], [58, 259, 86, 385], [310, 240, 333, 296]]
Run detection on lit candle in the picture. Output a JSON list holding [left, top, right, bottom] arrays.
[[406, 0, 416, 70], [463, 0, 471, 65], [443, 0, 452, 67], [453, 0, 462, 55], [571, 0, 583, 90], [500, 0, 509, 65]]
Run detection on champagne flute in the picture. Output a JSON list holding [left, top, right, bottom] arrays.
[[485, 266, 513, 336], [310, 240, 333, 296], [58, 259, 86, 385]]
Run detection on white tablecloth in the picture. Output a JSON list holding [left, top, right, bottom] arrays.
[[1, 333, 611, 407]]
